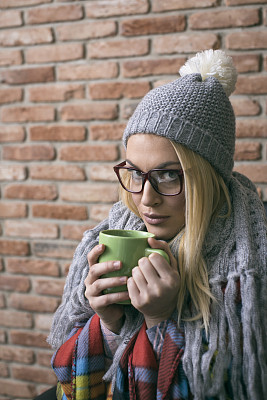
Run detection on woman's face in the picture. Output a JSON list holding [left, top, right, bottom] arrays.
[[126, 134, 185, 241]]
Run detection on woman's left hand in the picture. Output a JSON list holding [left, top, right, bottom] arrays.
[[127, 237, 180, 328]]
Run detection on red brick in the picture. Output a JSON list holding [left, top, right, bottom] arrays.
[[13, 365, 57, 385], [122, 15, 185, 36], [61, 103, 118, 121], [0, 49, 22, 66], [0, 330, 6, 343], [88, 165, 117, 181], [30, 165, 85, 181], [0, 203, 27, 218], [122, 57, 186, 78], [153, 78, 173, 88], [4, 184, 57, 200], [33, 242, 77, 259], [36, 350, 54, 366], [0, 87, 22, 104], [1, 106, 55, 123], [61, 224, 93, 241], [89, 81, 150, 100], [26, 43, 83, 63], [0, 165, 26, 180], [226, 31, 267, 50], [58, 62, 118, 81], [190, 9, 259, 29], [27, 4, 82, 24], [60, 144, 118, 161], [0, 126, 25, 142], [154, 33, 219, 54], [9, 293, 60, 313], [57, 20, 116, 41], [0, 275, 30, 292], [0, 294, 5, 308], [0, 310, 32, 328], [0, 0, 51, 6], [61, 183, 118, 203], [231, 54, 260, 73], [0, 66, 54, 85], [236, 119, 267, 138], [29, 83, 85, 102], [90, 123, 125, 141], [235, 142, 261, 161], [32, 204, 88, 220], [86, 0, 148, 17], [234, 164, 267, 183], [3, 144, 55, 160], [0, 345, 34, 363], [7, 258, 60, 276], [226, 0, 267, 4], [64, 262, 71, 276], [0, 378, 36, 398], [0, 27, 52, 46], [10, 330, 50, 349], [34, 278, 65, 296], [5, 220, 58, 239], [231, 98, 260, 116], [0, 362, 8, 378], [30, 125, 85, 141], [0, 10, 22, 28], [235, 75, 267, 94], [0, 240, 29, 256], [35, 315, 53, 332], [90, 204, 112, 222], [152, 0, 217, 12], [88, 38, 149, 59]]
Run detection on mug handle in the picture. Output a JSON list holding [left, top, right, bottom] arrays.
[[144, 248, 170, 263]]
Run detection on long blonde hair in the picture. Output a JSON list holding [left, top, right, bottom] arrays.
[[120, 141, 231, 331]]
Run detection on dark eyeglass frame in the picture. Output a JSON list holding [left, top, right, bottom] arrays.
[[113, 161, 184, 196]]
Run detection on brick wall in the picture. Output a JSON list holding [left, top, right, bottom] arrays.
[[0, 0, 266, 397]]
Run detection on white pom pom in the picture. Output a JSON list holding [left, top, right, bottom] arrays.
[[179, 49, 237, 97]]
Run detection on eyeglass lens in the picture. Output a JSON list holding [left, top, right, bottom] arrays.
[[118, 167, 182, 195]]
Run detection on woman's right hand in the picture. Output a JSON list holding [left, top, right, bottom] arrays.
[[85, 244, 129, 334]]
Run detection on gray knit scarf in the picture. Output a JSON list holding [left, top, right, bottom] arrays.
[[47, 172, 267, 400]]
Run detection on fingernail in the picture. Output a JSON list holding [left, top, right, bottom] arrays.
[[113, 261, 121, 269], [119, 276, 127, 282]]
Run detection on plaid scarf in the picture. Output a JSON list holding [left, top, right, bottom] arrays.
[[52, 314, 187, 400]]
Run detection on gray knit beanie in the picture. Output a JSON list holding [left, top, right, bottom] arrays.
[[123, 49, 238, 182]]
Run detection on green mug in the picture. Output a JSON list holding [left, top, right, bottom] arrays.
[[98, 229, 170, 304]]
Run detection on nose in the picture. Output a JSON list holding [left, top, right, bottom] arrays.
[[141, 179, 162, 207]]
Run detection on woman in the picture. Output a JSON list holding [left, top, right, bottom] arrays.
[[48, 50, 267, 400]]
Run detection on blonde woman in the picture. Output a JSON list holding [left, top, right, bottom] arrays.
[[47, 50, 267, 400]]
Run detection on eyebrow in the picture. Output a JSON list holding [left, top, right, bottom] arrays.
[[125, 159, 182, 169]]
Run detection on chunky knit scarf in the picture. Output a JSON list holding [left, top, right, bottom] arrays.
[[48, 172, 267, 400]]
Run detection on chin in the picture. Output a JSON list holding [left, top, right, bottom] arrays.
[[145, 224, 175, 241]]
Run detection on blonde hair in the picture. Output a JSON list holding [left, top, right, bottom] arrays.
[[119, 141, 231, 331]]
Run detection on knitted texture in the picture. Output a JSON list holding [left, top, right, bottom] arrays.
[[123, 51, 236, 182], [48, 172, 267, 399]]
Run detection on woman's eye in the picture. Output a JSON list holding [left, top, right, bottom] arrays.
[[131, 170, 143, 180], [158, 170, 180, 182]]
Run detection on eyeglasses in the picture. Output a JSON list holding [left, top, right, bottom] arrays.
[[114, 161, 184, 196]]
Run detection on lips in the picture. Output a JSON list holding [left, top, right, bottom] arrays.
[[143, 213, 169, 225]]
